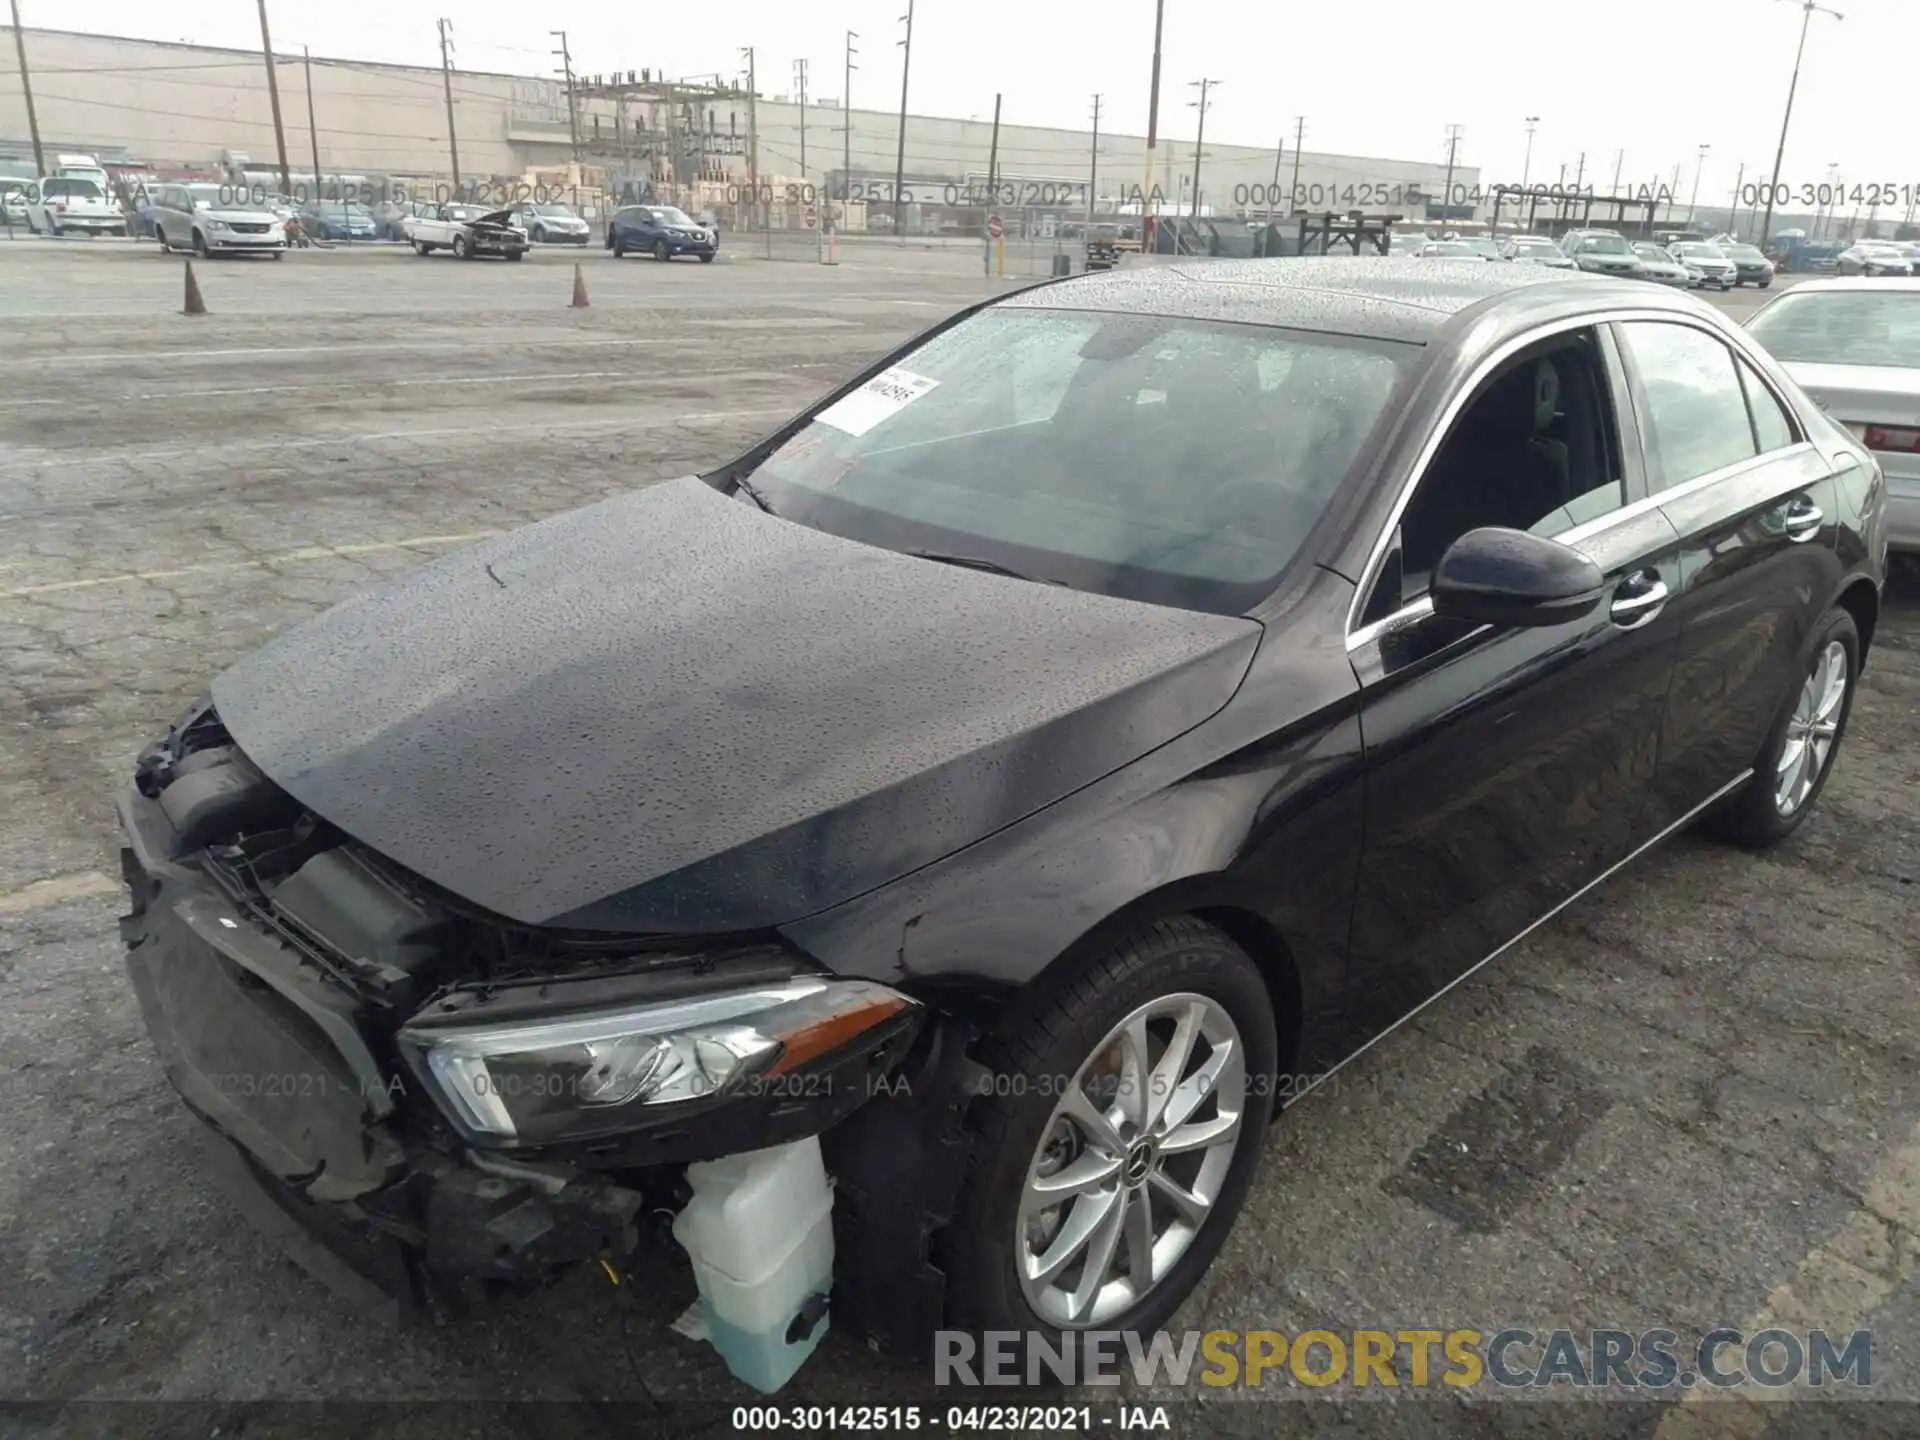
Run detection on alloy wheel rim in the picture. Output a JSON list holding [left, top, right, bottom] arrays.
[[1774, 639, 1848, 817], [1015, 993, 1246, 1328]]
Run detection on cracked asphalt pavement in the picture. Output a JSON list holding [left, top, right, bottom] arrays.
[[1, 238, 1916, 1438]]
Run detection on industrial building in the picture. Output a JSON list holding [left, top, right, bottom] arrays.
[[3, 26, 1480, 222]]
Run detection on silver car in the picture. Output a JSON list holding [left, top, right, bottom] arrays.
[[153, 182, 287, 258], [1746, 277, 1920, 553], [1561, 230, 1648, 279], [508, 201, 592, 245], [1501, 235, 1576, 268], [1632, 243, 1692, 286], [1837, 242, 1915, 278], [1668, 242, 1738, 290]]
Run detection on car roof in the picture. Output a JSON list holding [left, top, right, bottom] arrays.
[[997, 256, 1624, 344]]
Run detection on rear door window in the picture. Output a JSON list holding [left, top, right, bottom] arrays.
[[1615, 322, 1760, 490]]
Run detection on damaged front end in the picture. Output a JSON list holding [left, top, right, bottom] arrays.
[[118, 699, 922, 1314]]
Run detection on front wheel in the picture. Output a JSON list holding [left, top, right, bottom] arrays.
[[193, 231, 210, 259], [1759, 278, 1772, 288], [1704, 607, 1860, 849], [654, 239, 670, 262], [505, 250, 523, 262], [453, 234, 471, 259], [699, 252, 715, 263], [942, 917, 1277, 1340]]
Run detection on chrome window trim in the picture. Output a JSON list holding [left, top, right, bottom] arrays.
[[1343, 306, 1771, 643]]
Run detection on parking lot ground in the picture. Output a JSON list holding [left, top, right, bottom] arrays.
[[1, 240, 1916, 1437]]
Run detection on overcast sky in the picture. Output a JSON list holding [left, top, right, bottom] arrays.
[[25, 1, 1915, 214]]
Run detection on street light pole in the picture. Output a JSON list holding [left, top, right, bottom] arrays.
[[1521, 116, 1539, 190], [893, 0, 913, 235], [1686, 142, 1710, 223], [1759, 0, 1842, 250], [1141, 0, 1166, 247], [7, 0, 45, 177], [1187, 78, 1216, 219]]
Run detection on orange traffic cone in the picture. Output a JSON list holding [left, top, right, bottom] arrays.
[[182, 261, 206, 315], [570, 262, 589, 309]]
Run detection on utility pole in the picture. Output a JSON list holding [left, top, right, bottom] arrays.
[[1760, 0, 1842, 250], [893, 0, 913, 235], [1612, 149, 1625, 196], [1686, 143, 1710, 223], [436, 19, 461, 187], [1268, 134, 1284, 222], [985, 92, 1001, 204], [1441, 124, 1464, 218], [1088, 93, 1101, 220], [794, 58, 808, 177], [1574, 151, 1585, 189], [1187, 79, 1216, 218], [302, 46, 322, 205], [1290, 117, 1305, 212], [7, 0, 44, 176], [1730, 160, 1745, 238], [1141, 0, 1166, 247], [841, 32, 857, 200], [253, 0, 293, 196], [1521, 116, 1539, 190], [551, 30, 580, 163], [741, 47, 758, 214]]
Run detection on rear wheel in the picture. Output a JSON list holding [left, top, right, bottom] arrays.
[[942, 916, 1277, 1340], [413, 240, 430, 256], [1704, 607, 1859, 849]]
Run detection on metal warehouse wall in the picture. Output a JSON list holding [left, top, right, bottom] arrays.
[[2, 26, 1477, 209]]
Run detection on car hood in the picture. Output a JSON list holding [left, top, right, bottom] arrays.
[[211, 477, 1262, 934], [202, 209, 280, 224]]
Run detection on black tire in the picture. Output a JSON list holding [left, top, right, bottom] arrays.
[[941, 916, 1277, 1343], [506, 250, 523, 262], [1703, 606, 1860, 850], [699, 252, 715, 263], [154, 228, 167, 253], [413, 241, 430, 256], [613, 237, 625, 258], [654, 239, 670, 262], [453, 234, 471, 260], [1760, 278, 1772, 288], [193, 230, 210, 259]]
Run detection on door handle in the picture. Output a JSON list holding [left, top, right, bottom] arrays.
[[1782, 496, 1824, 542], [1609, 574, 1669, 628]]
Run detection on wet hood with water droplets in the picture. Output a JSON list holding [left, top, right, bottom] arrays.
[[212, 477, 1262, 934]]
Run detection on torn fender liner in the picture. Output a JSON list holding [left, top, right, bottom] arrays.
[[213, 476, 1261, 933]]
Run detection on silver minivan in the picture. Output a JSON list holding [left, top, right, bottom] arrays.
[[153, 183, 287, 258]]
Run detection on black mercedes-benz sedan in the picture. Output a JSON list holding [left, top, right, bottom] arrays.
[[119, 259, 1886, 1358]]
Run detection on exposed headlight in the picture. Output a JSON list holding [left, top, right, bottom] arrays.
[[399, 976, 915, 1143]]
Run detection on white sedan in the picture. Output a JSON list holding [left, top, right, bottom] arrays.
[[24, 176, 126, 237], [1747, 277, 1920, 555]]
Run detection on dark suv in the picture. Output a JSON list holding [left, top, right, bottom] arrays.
[[607, 204, 718, 262]]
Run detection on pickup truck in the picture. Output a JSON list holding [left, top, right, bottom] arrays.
[[403, 203, 528, 260]]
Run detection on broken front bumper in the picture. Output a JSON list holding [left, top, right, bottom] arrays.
[[117, 780, 920, 1310]]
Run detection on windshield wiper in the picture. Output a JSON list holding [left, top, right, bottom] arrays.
[[908, 549, 1066, 586], [732, 474, 777, 515]]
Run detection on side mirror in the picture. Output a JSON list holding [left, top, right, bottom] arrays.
[[1430, 527, 1606, 629]]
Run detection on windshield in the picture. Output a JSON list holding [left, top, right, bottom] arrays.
[[1511, 239, 1557, 253], [186, 184, 245, 208], [744, 307, 1410, 614], [1725, 245, 1766, 260], [1578, 235, 1631, 255], [1747, 291, 1920, 369], [1672, 244, 1724, 259], [1633, 245, 1669, 259], [647, 207, 697, 226], [313, 203, 372, 218], [40, 178, 103, 200], [531, 203, 577, 216], [1422, 242, 1476, 256]]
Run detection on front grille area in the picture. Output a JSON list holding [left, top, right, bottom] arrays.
[[230, 222, 271, 235]]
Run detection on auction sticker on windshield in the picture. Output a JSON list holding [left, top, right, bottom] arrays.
[[817, 368, 940, 437]]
